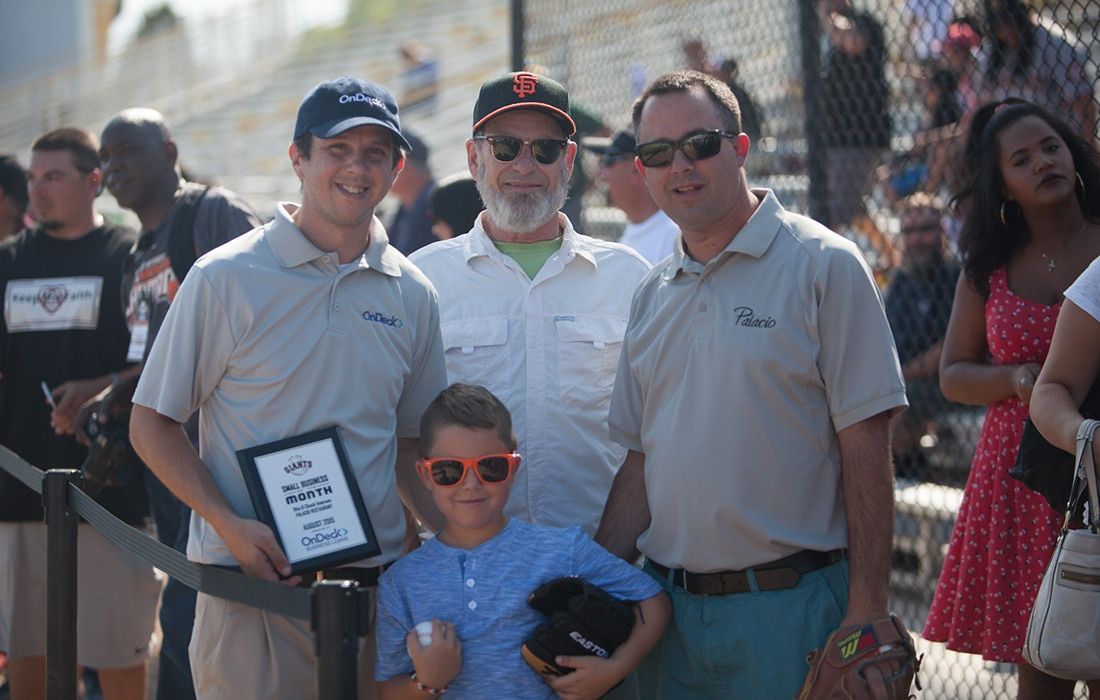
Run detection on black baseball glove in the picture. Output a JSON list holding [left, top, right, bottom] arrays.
[[521, 576, 635, 677]]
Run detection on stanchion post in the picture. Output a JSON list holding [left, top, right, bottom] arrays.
[[43, 469, 82, 700], [313, 579, 360, 700]]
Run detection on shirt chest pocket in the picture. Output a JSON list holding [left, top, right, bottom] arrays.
[[555, 316, 626, 410], [441, 318, 512, 398]]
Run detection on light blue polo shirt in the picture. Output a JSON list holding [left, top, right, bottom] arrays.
[[374, 518, 661, 697]]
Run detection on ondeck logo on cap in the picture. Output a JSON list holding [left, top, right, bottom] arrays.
[[513, 73, 540, 99], [339, 94, 385, 108]]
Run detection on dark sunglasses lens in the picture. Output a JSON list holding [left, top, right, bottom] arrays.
[[431, 460, 465, 485], [476, 456, 511, 482], [531, 140, 564, 165], [489, 137, 522, 162], [637, 142, 674, 167], [682, 133, 722, 160]]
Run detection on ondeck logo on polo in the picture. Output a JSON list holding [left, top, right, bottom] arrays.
[[339, 94, 385, 108], [362, 310, 404, 327]]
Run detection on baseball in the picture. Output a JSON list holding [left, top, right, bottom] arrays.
[[414, 620, 433, 646]]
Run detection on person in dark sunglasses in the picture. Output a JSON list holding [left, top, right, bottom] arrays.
[[409, 73, 651, 547], [374, 383, 670, 699], [596, 70, 907, 700]]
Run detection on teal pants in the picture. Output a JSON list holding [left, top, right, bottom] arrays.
[[638, 558, 849, 700]]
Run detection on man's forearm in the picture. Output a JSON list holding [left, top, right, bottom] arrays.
[[837, 412, 894, 621], [130, 404, 236, 531], [131, 404, 297, 580], [595, 450, 650, 562]]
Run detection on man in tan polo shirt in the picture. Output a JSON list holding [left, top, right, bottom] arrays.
[[596, 70, 906, 699], [130, 77, 447, 699]]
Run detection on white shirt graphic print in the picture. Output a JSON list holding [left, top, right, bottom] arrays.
[[5, 276, 103, 332]]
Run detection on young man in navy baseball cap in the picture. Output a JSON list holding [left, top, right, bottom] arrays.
[[130, 75, 447, 699]]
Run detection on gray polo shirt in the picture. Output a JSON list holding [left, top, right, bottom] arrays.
[[609, 190, 906, 572], [134, 203, 447, 567]]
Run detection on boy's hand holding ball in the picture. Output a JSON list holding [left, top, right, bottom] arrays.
[[406, 619, 462, 693]]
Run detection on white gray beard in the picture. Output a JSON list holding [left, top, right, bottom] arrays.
[[476, 159, 570, 234]]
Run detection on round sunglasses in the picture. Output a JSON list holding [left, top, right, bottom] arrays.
[[473, 135, 569, 165], [418, 452, 521, 487], [635, 129, 737, 168]]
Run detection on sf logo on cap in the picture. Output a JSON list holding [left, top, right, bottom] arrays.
[[513, 72, 539, 99]]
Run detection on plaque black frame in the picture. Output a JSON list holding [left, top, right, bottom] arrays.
[[236, 426, 380, 576]]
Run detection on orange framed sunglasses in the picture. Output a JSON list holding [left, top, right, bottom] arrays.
[[417, 453, 521, 487]]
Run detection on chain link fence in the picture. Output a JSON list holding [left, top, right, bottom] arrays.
[[2, 0, 1099, 696], [522, 0, 1099, 697]]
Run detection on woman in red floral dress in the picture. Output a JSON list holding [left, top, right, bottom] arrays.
[[924, 99, 1100, 698]]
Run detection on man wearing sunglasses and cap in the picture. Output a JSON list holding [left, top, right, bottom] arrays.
[[583, 129, 679, 264], [410, 73, 649, 542], [596, 70, 907, 698], [130, 76, 447, 699]]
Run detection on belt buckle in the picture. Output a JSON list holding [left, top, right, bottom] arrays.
[[678, 568, 691, 593]]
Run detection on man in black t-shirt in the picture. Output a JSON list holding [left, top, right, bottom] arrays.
[[0, 128, 160, 700], [90, 108, 261, 700]]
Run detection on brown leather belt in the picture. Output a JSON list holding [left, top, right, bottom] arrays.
[[296, 564, 388, 588], [648, 549, 846, 596]]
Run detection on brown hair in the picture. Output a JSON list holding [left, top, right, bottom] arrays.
[[32, 128, 100, 174], [419, 384, 517, 457], [632, 70, 742, 136]]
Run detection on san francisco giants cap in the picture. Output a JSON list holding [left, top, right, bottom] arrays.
[[294, 76, 412, 150], [472, 72, 577, 136]]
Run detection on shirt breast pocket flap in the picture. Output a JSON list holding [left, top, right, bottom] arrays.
[[555, 316, 625, 407], [442, 317, 508, 355], [555, 316, 626, 351]]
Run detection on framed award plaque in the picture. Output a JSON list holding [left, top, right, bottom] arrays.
[[236, 426, 380, 575]]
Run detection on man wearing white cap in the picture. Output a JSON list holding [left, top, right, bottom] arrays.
[[130, 76, 447, 699]]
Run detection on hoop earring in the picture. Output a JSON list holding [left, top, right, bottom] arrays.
[[1077, 171, 1086, 198], [1000, 201, 1010, 228]]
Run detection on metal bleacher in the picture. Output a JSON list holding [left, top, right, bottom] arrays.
[[0, 0, 511, 218]]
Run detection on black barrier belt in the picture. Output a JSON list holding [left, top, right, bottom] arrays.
[[2, 441, 44, 493], [0, 444, 312, 622]]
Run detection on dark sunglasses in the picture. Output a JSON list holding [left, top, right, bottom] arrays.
[[418, 453, 521, 487], [473, 135, 569, 165], [635, 129, 737, 168]]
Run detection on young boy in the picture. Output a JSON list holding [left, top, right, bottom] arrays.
[[375, 384, 670, 699]]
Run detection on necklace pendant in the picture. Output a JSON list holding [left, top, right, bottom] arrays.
[[1047, 258, 1056, 272]]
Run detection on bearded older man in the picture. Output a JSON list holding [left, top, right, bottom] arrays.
[[410, 72, 650, 537]]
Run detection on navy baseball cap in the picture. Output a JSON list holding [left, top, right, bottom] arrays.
[[581, 130, 636, 161], [294, 76, 412, 150], [472, 72, 576, 136]]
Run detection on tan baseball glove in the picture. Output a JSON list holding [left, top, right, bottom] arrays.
[[795, 614, 921, 700]]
